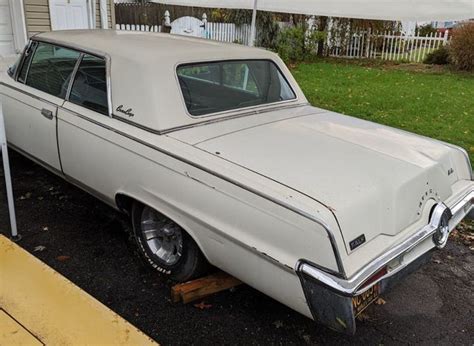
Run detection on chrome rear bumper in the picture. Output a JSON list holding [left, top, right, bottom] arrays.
[[296, 190, 473, 334]]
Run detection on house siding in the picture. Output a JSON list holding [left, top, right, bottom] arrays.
[[95, 0, 115, 29], [23, 0, 115, 38], [24, 0, 51, 37]]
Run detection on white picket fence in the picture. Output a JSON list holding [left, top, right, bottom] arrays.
[[116, 22, 253, 45], [329, 30, 449, 62], [116, 21, 450, 63], [206, 23, 252, 45], [116, 24, 162, 32]]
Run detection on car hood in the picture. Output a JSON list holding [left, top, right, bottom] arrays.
[[172, 109, 466, 253]]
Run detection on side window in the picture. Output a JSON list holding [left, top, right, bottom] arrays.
[[25, 42, 80, 98], [69, 54, 108, 115]]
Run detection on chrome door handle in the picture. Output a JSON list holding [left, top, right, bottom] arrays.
[[41, 108, 53, 120]]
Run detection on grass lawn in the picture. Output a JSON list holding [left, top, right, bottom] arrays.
[[292, 60, 474, 167]]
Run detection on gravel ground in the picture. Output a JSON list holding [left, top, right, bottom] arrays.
[[1, 150, 473, 345]]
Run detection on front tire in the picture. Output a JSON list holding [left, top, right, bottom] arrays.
[[131, 203, 208, 282]]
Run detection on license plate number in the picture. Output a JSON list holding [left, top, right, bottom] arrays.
[[352, 283, 380, 316]]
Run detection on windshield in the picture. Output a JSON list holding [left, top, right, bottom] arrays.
[[177, 60, 296, 116]]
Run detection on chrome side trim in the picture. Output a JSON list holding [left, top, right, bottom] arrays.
[[58, 105, 345, 276], [0, 82, 61, 108], [296, 191, 474, 296]]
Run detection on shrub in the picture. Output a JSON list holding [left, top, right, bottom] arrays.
[[424, 45, 450, 65], [277, 26, 306, 63], [276, 26, 326, 63], [449, 23, 474, 71]]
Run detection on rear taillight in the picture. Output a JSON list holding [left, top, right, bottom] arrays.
[[359, 266, 388, 289]]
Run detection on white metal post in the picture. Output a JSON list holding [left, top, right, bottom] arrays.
[[249, 0, 258, 46], [0, 103, 19, 240]]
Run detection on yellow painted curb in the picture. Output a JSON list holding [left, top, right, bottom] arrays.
[[0, 235, 158, 345]]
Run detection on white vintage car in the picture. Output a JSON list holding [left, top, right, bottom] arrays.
[[1, 30, 473, 334]]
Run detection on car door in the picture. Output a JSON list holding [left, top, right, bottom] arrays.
[[57, 53, 116, 203], [1, 41, 81, 172]]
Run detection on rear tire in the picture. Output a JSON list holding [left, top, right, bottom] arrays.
[[131, 202, 209, 282]]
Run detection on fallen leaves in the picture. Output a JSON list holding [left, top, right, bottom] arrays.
[[33, 245, 46, 252], [193, 301, 212, 310], [56, 255, 70, 262], [450, 221, 474, 248]]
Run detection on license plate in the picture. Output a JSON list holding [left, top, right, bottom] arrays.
[[352, 283, 380, 316]]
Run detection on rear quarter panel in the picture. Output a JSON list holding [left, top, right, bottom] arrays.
[[57, 102, 341, 318]]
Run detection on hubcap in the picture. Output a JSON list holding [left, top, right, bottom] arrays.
[[140, 207, 183, 265]]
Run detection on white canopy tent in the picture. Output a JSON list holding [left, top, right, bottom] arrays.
[[1, 104, 19, 240], [152, 0, 474, 45]]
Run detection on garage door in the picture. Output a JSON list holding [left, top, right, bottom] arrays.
[[0, 0, 14, 56]]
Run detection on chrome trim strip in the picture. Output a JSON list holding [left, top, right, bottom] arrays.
[[175, 59, 300, 120], [0, 82, 59, 108], [296, 191, 474, 296], [451, 190, 474, 216], [65, 53, 84, 101], [161, 102, 311, 135], [31, 36, 113, 118], [59, 105, 345, 276], [113, 102, 310, 136], [21, 41, 37, 84]]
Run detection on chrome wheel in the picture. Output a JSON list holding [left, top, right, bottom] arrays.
[[140, 206, 183, 265]]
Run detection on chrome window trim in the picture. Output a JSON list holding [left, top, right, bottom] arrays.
[[296, 190, 474, 297], [17, 41, 38, 84], [31, 36, 113, 118], [174, 59, 300, 120], [65, 53, 85, 101], [112, 102, 310, 136]]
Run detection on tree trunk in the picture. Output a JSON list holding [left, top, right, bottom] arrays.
[[317, 16, 328, 56]]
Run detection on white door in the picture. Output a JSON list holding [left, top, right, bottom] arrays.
[[50, 0, 91, 31], [0, 0, 14, 56]]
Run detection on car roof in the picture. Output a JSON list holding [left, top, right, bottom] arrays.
[[33, 30, 307, 132], [35, 30, 269, 63]]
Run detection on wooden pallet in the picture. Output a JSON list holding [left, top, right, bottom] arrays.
[[171, 271, 242, 304]]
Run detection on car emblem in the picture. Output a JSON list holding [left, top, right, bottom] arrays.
[[116, 105, 135, 117], [432, 205, 452, 249]]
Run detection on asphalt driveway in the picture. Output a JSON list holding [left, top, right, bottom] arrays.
[[1, 150, 473, 345]]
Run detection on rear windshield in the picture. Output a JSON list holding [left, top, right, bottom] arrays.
[[177, 60, 296, 116]]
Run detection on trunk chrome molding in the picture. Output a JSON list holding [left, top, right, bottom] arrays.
[[296, 190, 474, 296]]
